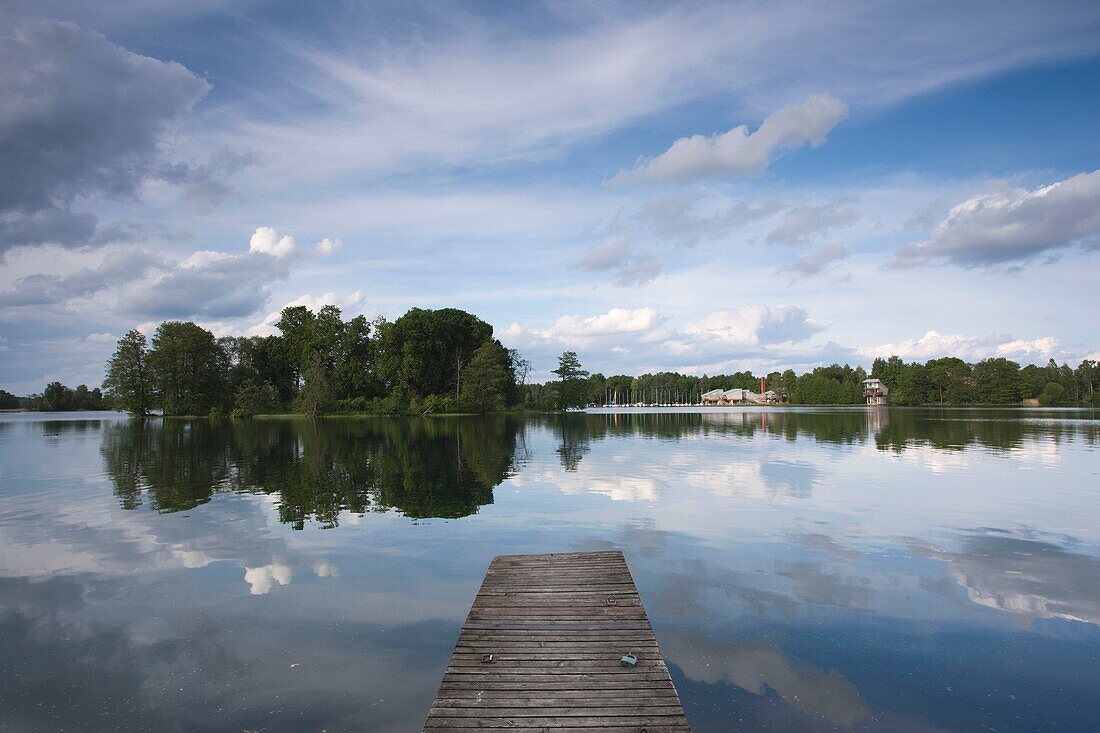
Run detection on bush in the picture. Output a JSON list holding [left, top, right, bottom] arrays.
[[421, 393, 457, 414]]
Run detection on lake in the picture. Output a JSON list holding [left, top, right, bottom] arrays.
[[1, 407, 1098, 732]]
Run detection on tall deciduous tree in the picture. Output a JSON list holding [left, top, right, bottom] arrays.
[[380, 308, 493, 399], [148, 322, 225, 416], [104, 329, 152, 417], [275, 305, 317, 389]]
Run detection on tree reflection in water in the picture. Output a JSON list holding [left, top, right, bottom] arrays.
[[102, 416, 524, 526], [538, 407, 1100, 470], [101, 409, 1099, 526]]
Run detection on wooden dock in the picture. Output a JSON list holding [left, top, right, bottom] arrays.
[[423, 550, 691, 731]]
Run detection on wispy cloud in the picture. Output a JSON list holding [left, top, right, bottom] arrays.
[[779, 243, 852, 279], [576, 236, 662, 287], [766, 205, 856, 246]]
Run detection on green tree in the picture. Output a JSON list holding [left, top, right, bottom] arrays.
[[461, 339, 515, 413], [275, 305, 317, 389], [333, 314, 379, 399], [973, 357, 1022, 405], [104, 329, 152, 417], [1078, 359, 1098, 405], [148, 322, 226, 416], [926, 357, 973, 405], [1038, 381, 1066, 406], [297, 352, 333, 417], [379, 308, 493, 399], [40, 382, 74, 411], [232, 381, 280, 418], [0, 390, 20, 409], [509, 349, 532, 388], [552, 351, 590, 409]]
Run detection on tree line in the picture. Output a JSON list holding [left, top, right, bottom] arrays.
[[522, 355, 1100, 408], [9, 310, 1098, 414], [101, 305, 529, 417], [3, 383, 109, 411]]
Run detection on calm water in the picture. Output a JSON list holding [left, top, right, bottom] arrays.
[[1, 408, 1098, 732]]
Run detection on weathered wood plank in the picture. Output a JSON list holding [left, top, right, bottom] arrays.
[[422, 550, 690, 731]]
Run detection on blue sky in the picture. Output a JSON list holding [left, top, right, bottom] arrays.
[[2, 1, 1099, 392]]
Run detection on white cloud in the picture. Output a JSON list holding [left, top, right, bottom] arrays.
[[892, 170, 1100, 267], [616, 95, 848, 182], [220, 3, 1100, 189], [548, 307, 665, 340], [316, 237, 341, 256], [244, 562, 293, 595], [246, 291, 366, 336], [312, 559, 340, 578], [501, 304, 835, 379], [683, 306, 822, 347], [248, 226, 297, 259], [858, 330, 1059, 362]]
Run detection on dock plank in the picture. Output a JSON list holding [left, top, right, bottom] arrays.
[[423, 550, 690, 731]]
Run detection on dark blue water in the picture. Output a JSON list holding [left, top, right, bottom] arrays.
[[1, 408, 1097, 732]]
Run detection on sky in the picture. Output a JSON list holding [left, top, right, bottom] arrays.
[[1, 0, 1099, 393]]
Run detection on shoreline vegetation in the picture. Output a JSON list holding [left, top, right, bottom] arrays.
[[6, 305, 1098, 417]]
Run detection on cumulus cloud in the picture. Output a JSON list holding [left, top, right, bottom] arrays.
[[0, 19, 209, 252], [245, 291, 365, 336], [548, 307, 665, 340], [501, 304, 835, 379], [858, 330, 1059, 362], [248, 226, 297, 259], [119, 228, 337, 320], [779, 243, 851, 279], [1, 225, 339, 321], [615, 95, 847, 183], [765, 204, 856, 246], [575, 236, 661, 286], [891, 170, 1100, 268], [683, 305, 822, 347]]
